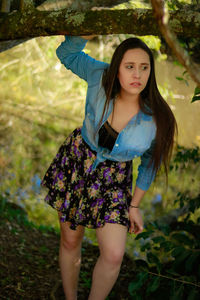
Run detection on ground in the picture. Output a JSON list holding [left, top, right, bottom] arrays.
[[0, 202, 136, 300]]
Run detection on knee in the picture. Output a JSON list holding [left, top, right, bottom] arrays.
[[60, 235, 81, 252], [101, 248, 125, 267]]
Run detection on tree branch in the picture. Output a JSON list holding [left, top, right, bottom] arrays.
[[0, 8, 199, 42], [150, 0, 200, 86]]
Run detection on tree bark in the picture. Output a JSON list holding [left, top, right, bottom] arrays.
[[150, 0, 200, 88], [0, 8, 199, 41]]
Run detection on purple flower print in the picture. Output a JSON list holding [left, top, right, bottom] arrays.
[[41, 127, 133, 231], [63, 200, 70, 209], [61, 156, 67, 166], [60, 215, 66, 222], [104, 215, 110, 221], [91, 200, 98, 207], [58, 172, 64, 180], [92, 183, 99, 190], [103, 168, 110, 178], [88, 150, 93, 158], [107, 175, 112, 183], [79, 180, 85, 188], [97, 198, 104, 206], [118, 191, 123, 199], [86, 165, 92, 173]]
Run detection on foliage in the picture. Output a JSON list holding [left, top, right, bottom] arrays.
[[128, 146, 200, 300], [191, 87, 200, 103]]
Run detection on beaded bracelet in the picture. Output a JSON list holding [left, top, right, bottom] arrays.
[[129, 204, 139, 208]]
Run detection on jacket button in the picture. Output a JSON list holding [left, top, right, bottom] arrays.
[[115, 144, 119, 147]]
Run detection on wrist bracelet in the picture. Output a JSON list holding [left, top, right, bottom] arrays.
[[129, 204, 139, 208]]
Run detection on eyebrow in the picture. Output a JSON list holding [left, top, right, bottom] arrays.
[[124, 62, 150, 65]]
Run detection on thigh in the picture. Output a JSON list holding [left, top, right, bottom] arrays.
[[58, 212, 85, 248], [96, 223, 127, 260]]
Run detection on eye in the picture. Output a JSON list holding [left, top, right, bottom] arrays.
[[141, 65, 148, 71], [126, 65, 133, 69]]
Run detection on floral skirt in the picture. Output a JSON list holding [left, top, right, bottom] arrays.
[[41, 128, 133, 230]]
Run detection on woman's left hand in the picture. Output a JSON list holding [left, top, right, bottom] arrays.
[[129, 207, 144, 235]]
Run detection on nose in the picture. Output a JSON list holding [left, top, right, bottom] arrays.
[[133, 67, 141, 78]]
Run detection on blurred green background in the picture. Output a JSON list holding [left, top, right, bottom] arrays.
[[1, 34, 200, 257]]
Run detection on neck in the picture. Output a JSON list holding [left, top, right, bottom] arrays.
[[117, 91, 140, 106]]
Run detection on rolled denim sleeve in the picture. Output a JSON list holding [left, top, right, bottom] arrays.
[[136, 140, 156, 191], [56, 36, 108, 84]]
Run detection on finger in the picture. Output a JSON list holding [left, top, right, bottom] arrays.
[[129, 221, 135, 233], [134, 225, 143, 234]]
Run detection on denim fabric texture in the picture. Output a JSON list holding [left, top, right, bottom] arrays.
[[56, 36, 157, 191]]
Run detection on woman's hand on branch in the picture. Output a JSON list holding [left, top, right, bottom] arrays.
[[129, 207, 144, 235], [81, 35, 97, 40]]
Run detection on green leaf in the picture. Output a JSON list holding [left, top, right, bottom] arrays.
[[135, 230, 154, 240], [176, 76, 184, 81], [152, 236, 166, 244], [173, 250, 191, 269], [194, 86, 200, 95], [128, 290, 143, 300], [170, 284, 184, 300], [141, 242, 151, 252], [135, 259, 149, 271], [171, 232, 193, 246], [128, 272, 148, 295], [160, 241, 175, 252], [171, 246, 185, 257], [191, 86, 200, 103], [191, 95, 200, 103], [185, 252, 200, 273], [187, 288, 200, 300], [146, 276, 160, 295], [159, 223, 170, 235], [147, 252, 160, 265]]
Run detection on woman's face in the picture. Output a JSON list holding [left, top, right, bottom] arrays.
[[118, 48, 151, 97]]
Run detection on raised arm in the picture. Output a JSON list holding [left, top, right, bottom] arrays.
[[56, 35, 108, 85]]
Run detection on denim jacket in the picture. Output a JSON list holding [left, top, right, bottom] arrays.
[[56, 36, 157, 191]]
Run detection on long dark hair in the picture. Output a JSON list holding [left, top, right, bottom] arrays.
[[101, 37, 177, 180]]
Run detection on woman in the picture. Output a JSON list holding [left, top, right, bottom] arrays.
[[41, 35, 177, 300]]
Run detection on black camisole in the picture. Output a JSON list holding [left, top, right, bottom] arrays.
[[98, 121, 119, 151]]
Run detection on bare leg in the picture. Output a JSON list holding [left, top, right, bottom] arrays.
[[88, 223, 127, 300], [58, 213, 85, 300]]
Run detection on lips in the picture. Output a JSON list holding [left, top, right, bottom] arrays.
[[130, 82, 141, 87]]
